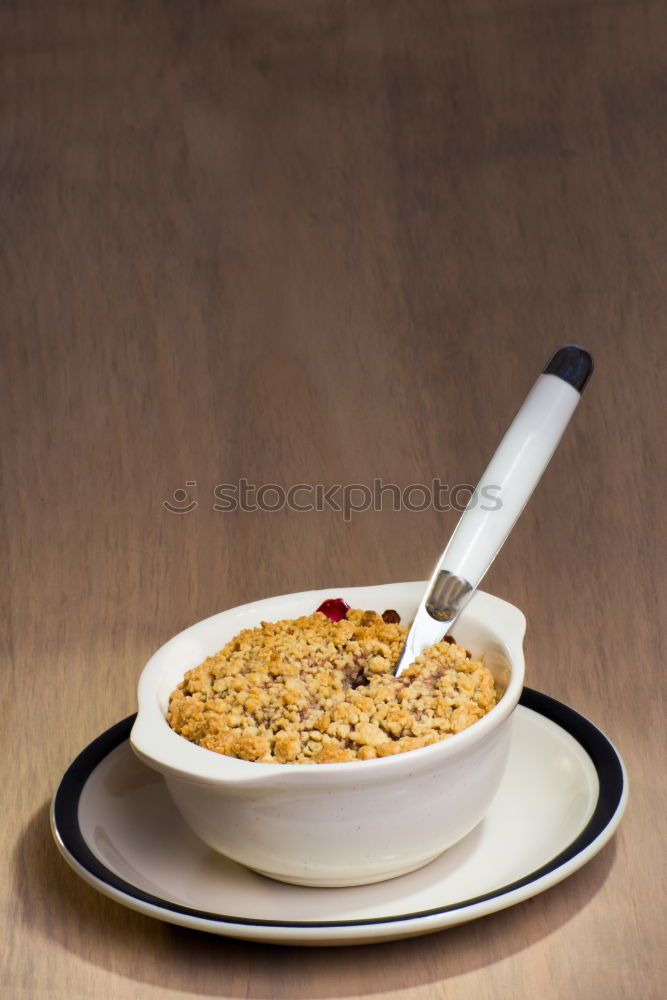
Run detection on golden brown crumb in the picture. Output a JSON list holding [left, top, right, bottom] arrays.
[[167, 609, 497, 763]]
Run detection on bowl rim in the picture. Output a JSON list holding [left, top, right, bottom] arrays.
[[130, 581, 526, 785]]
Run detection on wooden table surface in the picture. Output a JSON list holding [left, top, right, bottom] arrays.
[[2, 1, 665, 997]]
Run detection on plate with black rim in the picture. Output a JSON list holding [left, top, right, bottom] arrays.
[[50, 688, 627, 946]]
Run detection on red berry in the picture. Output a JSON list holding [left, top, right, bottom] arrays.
[[315, 598, 350, 622]]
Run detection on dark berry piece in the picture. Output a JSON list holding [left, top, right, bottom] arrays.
[[315, 598, 350, 622], [381, 609, 401, 624]]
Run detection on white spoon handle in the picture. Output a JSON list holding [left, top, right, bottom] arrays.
[[443, 368, 582, 586], [394, 345, 593, 674]]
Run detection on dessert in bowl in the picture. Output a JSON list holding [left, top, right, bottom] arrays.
[[167, 601, 500, 763], [130, 581, 525, 887]]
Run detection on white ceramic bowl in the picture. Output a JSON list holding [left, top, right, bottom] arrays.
[[130, 582, 526, 887]]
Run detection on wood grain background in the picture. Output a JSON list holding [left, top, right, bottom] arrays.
[[2, 1, 665, 997]]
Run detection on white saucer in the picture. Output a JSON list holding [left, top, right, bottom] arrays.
[[51, 689, 627, 946]]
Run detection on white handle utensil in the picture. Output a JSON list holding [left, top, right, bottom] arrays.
[[393, 345, 593, 675]]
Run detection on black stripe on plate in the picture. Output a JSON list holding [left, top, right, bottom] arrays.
[[51, 688, 624, 929]]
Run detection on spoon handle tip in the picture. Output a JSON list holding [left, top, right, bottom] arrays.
[[543, 344, 594, 393]]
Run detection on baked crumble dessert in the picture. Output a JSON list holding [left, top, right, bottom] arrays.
[[167, 604, 498, 763]]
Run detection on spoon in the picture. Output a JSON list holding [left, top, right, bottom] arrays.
[[393, 344, 593, 676]]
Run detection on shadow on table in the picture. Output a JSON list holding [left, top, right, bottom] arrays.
[[17, 800, 616, 998]]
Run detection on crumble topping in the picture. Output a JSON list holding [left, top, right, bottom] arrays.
[[167, 609, 497, 763]]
